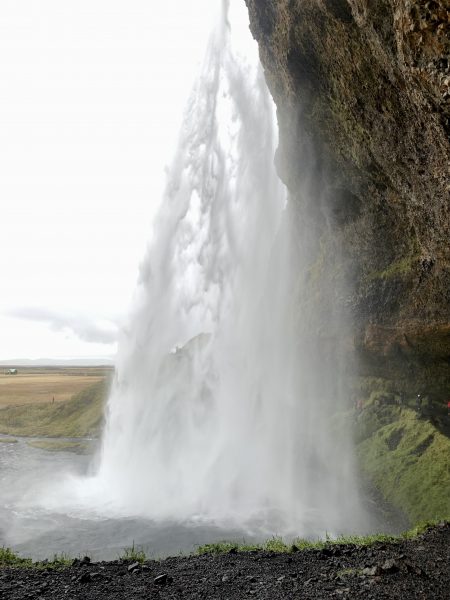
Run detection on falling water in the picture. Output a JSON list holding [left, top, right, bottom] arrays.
[[74, 0, 364, 538]]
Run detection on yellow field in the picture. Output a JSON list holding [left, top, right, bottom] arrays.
[[0, 367, 113, 407]]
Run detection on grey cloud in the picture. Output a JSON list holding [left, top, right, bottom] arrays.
[[6, 307, 118, 345]]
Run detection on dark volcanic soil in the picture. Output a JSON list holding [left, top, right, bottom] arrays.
[[1, 523, 449, 599]]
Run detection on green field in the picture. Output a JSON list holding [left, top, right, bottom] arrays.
[[0, 367, 112, 407], [0, 375, 110, 439]]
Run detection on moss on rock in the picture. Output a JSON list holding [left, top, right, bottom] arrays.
[[356, 405, 450, 523]]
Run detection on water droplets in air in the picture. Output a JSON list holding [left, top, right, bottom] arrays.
[[49, 0, 365, 541]]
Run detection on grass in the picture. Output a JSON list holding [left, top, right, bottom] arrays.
[[0, 547, 32, 567], [119, 543, 147, 563], [197, 538, 292, 555], [1, 521, 447, 569], [196, 520, 448, 555], [0, 378, 109, 438], [27, 440, 93, 455], [0, 367, 111, 407], [197, 534, 393, 555], [357, 406, 450, 523], [0, 547, 71, 569], [0, 437, 17, 443], [2, 544, 149, 570]]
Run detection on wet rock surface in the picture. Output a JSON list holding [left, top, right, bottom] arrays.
[[244, 0, 450, 399], [0, 523, 448, 599]]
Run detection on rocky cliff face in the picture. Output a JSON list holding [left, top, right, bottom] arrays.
[[245, 0, 450, 399]]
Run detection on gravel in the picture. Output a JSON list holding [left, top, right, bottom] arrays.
[[0, 523, 448, 599]]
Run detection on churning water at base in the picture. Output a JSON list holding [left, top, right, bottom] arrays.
[[0, 1, 370, 558], [0, 438, 262, 561]]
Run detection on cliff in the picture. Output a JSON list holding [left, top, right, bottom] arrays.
[[245, 0, 450, 400]]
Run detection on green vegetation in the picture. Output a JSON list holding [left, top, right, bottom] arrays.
[[336, 567, 359, 578], [0, 547, 32, 567], [0, 437, 17, 443], [196, 520, 447, 555], [0, 379, 109, 438], [119, 542, 147, 563], [0, 547, 71, 569], [26, 440, 92, 455], [356, 406, 450, 523], [197, 537, 292, 555], [329, 97, 369, 170], [0, 367, 110, 407], [38, 554, 72, 569], [366, 233, 421, 283], [368, 255, 418, 281], [1, 521, 447, 569]]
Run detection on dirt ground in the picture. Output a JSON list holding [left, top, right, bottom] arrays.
[[0, 367, 112, 407], [0, 523, 448, 599]]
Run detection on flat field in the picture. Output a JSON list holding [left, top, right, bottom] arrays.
[[0, 367, 113, 407]]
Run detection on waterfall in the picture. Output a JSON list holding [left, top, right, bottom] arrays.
[[83, 0, 364, 537]]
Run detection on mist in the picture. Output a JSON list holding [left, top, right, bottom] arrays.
[[1, 0, 369, 559], [66, 0, 364, 537]]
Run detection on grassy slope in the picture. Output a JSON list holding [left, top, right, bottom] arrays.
[[0, 379, 109, 438], [356, 405, 450, 524]]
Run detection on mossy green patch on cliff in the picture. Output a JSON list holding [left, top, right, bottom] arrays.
[[365, 231, 421, 283], [328, 96, 369, 169], [0, 379, 109, 438], [356, 406, 450, 524], [367, 254, 419, 281]]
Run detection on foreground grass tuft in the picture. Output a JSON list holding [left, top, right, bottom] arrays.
[[196, 520, 448, 555], [0, 548, 71, 570], [0, 548, 32, 567], [119, 543, 147, 564]]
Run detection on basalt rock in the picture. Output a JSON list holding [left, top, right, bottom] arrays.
[[245, 0, 450, 398]]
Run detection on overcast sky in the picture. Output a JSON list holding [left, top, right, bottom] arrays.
[[0, 0, 221, 361]]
